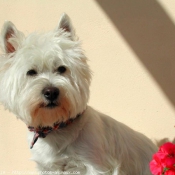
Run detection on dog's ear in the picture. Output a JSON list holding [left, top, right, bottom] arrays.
[[0, 21, 23, 53], [57, 13, 75, 40]]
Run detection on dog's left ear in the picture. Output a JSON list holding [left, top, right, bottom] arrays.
[[57, 13, 75, 40], [0, 21, 23, 54]]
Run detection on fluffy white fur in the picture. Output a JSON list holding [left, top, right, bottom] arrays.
[[0, 13, 157, 175]]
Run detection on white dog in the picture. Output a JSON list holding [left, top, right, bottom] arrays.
[[0, 13, 157, 175]]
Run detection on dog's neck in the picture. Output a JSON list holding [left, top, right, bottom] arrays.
[[28, 111, 85, 149]]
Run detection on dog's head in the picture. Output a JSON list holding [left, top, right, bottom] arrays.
[[0, 13, 91, 127]]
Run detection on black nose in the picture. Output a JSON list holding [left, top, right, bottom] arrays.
[[42, 87, 59, 101]]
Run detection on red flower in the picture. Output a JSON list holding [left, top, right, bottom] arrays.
[[159, 142, 175, 157], [165, 170, 175, 175], [164, 156, 175, 170], [150, 154, 163, 175], [150, 142, 175, 175]]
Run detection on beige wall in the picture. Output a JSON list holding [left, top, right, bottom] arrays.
[[0, 0, 175, 173]]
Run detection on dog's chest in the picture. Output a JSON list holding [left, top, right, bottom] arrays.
[[32, 142, 90, 174], [29, 131, 89, 172]]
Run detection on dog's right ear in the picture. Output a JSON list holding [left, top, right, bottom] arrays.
[[0, 21, 23, 54]]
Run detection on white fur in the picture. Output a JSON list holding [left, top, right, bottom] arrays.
[[0, 13, 157, 175]]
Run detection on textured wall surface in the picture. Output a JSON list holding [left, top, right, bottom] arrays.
[[0, 0, 175, 173]]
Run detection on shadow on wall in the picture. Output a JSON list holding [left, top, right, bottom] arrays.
[[95, 0, 175, 108], [156, 137, 175, 147]]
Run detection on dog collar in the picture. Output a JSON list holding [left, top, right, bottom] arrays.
[[28, 112, 84, 149]]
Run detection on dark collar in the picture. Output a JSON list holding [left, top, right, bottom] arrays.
[[28, 112, 84, 149]]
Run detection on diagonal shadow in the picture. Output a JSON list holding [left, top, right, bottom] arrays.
[[95, 0, 175, 108]]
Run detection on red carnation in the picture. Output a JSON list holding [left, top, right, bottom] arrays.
[[164, 170, 175, 175], [150, 142, 175, 175]]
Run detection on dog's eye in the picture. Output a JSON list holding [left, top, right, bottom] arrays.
[[57, 66, 66, 74], [27, 69, 37, 76]]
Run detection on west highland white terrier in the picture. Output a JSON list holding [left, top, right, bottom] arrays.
[[0, 13, 157, 175]]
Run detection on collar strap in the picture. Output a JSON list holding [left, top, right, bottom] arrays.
[[28, 112, 84, 149]]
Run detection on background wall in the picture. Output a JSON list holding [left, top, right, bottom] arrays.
[[0, 0, 175, 173]]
